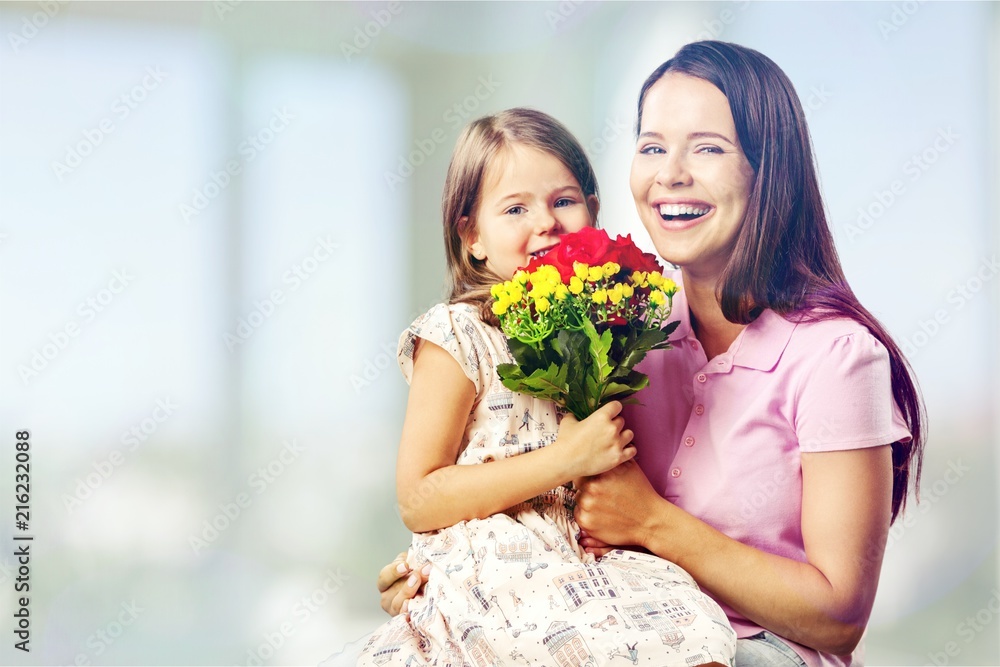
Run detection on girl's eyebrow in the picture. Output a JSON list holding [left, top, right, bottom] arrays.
[[496, 184, 581, 205]]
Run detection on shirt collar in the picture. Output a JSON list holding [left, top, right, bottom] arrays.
[[664, 269, 797, 372]]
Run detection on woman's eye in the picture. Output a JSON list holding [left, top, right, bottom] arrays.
[[639, 145, 665, 155], [696, 145, 723, 155]]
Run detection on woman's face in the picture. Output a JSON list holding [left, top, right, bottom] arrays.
[[629, 72, 755, 280]]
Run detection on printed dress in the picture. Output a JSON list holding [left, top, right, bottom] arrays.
[[358, 303, 736, 667]]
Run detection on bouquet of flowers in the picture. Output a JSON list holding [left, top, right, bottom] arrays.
[[491, 227, 679, 420]]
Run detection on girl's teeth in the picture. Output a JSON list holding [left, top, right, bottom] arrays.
[[658, 204, 710, 217]]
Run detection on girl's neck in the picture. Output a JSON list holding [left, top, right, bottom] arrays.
[[680, 269, 747, 360]]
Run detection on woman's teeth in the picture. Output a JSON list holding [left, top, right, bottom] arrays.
[[659, 204, 710, 220]]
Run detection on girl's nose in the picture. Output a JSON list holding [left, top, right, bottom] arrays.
[[534, 210, 561, 234]]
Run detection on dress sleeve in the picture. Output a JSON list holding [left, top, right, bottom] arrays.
[[795, 330, 912, 453], [397, 303, 492, 396]]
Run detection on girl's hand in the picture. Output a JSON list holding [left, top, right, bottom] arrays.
[[555, 401, 636, 479], [574, 459, 666, 549], [578, 531, 616, 559], [377, 552, 430, 616]]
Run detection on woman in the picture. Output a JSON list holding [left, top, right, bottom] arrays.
[[377, 41, 924, 667]]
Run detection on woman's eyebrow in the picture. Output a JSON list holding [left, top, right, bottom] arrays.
[[637, 130, 737, 147]]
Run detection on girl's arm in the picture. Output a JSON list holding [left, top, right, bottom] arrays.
[[575, 445, 892, 656], [397, 339, 635, 534]]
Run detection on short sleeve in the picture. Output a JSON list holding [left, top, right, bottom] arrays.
[[397, 303, 493, 396], [795, 330, 912, 453]]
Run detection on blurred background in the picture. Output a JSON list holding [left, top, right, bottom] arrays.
[[0, 1, 997, 665]]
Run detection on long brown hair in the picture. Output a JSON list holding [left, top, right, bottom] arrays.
[[442, 108, 599, 325], [637, 41, 924, 523]]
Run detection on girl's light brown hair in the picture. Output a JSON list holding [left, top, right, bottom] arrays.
[[442, 107, 599, 325]]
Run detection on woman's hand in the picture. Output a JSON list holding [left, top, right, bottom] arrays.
[[377, 552, 430, 616], [577, 531, 616, 559], [574, 459, 668, 550]]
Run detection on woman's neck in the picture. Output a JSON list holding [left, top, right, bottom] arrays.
[[681, 270, 747, 360]]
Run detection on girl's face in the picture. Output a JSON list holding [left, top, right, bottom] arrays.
[[629, 73, 755, 279], [468, 143, 598, 280]]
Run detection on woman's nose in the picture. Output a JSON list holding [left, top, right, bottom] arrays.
[[655, 152, 692, 188]]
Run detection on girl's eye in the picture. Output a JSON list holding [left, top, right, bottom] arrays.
[[554, 198, 576, 208], [505, 206, 525, 216], [638, 144, 666, 155]]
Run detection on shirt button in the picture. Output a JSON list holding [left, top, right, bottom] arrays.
[[696, 373, 707, 383], [670, 467, 681, 478], [694, 404, 705, 415], [684, 436, 695, 447]]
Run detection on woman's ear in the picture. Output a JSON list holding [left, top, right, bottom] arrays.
[[586, 194, 601, 223]]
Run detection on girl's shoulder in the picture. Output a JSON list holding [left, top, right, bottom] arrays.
[[398, 302, 497, 392]]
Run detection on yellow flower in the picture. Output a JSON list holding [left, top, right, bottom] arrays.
[[630, 270, 648, 287], [514, 270, 529, 285], [554, 284, 569, 300], [602, 261, 620, 277], [648, 271, 663, 288], [588, 266, 604, 282], [574, 262, 590, 280], [490, 283, 504, 299], [661, 278, 678, 296], [507, 285, 524, 302], [592, 289, 607, 303], [650, 290, 665, 306], [622, 283, 635, 298], [535, 297, 550, 313], [492, 296, 510, 315], [608, 283, 624, 304], [568, 276, 584, 294]]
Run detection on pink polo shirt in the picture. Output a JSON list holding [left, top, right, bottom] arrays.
[[625, 270, 911, 667]]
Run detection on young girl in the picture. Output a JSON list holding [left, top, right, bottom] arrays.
[[356, 108, 735, 667]]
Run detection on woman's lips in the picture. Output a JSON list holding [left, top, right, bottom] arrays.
[[655, 203, 713, 231]]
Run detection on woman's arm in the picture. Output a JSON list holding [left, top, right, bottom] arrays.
[[397, 339, 635, 533], [575, 445, 892, 656]]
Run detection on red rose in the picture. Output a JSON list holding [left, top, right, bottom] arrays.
[[609, 234, 663, 274], [556, 227, 614, 267]]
